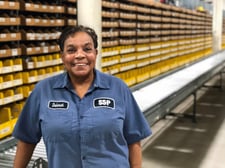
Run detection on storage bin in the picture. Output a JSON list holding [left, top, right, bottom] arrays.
[[45, 54, 53, 66], [0, 92, 3, 105], [2, 74, 14, 89], [14, 87, 24, 101], [3, 89, 14, 105], [0, 76, 2, 90], [2, 59, 13, 74], [35, 55, 46, 68], [37, 69, 46, 81], [22, 85, 30, 98], [11, 103, 24, 129], [0, 107, 12, 139], [13, 58, 23, 72], [13, 72, 23, 86], [22, 70, 38, 84], [45, 67, 53, 78]]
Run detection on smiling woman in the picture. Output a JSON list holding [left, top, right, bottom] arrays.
[[59, 26, 98, 93], [12, 25, 152, 168]]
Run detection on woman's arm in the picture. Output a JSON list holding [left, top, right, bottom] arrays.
[[13, 140, 36, 168], [128, 141, 142, 168]]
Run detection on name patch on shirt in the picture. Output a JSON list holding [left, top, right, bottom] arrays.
[[48, 101, 69, 110], [93, 97, 115, 109]]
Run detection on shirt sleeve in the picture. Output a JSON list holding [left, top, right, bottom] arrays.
[[123, 85, 152, 145], [12, 85, 42, 144]]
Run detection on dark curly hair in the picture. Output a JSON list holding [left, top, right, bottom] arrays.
[[58, 25, 98, 52]]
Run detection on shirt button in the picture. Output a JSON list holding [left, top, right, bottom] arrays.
[[82, 156, 86, 160], [80, 116, 84, 119]]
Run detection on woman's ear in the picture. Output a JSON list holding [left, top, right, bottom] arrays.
[[60, 51, 65, 62]]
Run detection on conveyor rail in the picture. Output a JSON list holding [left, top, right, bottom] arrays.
[[0, 137, 47, 168], [1, 50, 225, 167], [133, 50, 225, 125]]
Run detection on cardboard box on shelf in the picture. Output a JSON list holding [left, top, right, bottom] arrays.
[[127, 0, 155, 6], [0, 45, 11, 58], [21, 44, 42, 55], [0, 13, 9, 25], [0, 1, 20, 10]]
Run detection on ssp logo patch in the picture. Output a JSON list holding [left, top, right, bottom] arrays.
[[93, 97, 115, 109]]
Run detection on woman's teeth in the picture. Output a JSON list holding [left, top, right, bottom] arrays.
[[72, 63, 87, 66]]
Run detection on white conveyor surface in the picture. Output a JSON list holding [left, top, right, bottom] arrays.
[[133, 51, 225, 112]]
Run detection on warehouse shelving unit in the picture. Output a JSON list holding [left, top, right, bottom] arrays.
[[0, 0, 23, 140], [0, 0, 76, 140], [101, 0, 213, 87]]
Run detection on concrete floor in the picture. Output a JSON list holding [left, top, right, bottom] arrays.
[[142, 78, 225, 168]]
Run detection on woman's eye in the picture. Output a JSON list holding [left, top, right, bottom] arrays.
[[84, 47, 92, 52], [67, 48, 76, 54]]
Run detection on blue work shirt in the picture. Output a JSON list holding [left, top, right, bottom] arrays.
[[13, 70, 151, 168]]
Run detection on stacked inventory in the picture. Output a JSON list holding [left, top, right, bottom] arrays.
[[118, 2, 137, 86], [136, 4, 151, 83], [0, 0, 77, 140], [101, 0, 213, 86], [64, 0, 77, 26], [101, 0, 120, 76], [0, 0, 23, 139]]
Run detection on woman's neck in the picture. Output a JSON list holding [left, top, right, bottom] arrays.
[[69, 72, 95, 98]]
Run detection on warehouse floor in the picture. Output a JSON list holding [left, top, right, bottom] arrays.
[[142, 76, 225, 168]]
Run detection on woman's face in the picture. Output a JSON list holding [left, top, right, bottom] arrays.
[[61, 31, 97, 79]]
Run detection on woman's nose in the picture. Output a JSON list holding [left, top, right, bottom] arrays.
[[75, 50, 85, 58]]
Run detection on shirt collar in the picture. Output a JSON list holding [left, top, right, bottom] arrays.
[[53, 69, 110, 90]]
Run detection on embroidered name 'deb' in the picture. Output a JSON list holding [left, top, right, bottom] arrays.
[[48, 101, 69, 110], [93, 97, 115, 109]]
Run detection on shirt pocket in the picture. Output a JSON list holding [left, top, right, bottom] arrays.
[[89, 107, 125, 140], [41, 109, 73, 143]]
